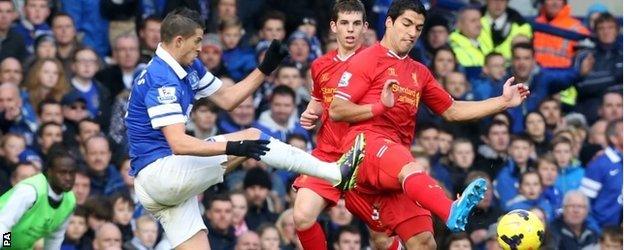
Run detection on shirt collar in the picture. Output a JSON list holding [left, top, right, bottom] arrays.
[[155, 43, 187, 79]]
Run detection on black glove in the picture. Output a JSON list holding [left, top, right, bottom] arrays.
[[225, 140, 270, 160], [257, 39, 289, 75]]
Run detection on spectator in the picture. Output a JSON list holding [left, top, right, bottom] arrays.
[[0, 133, 26, 171], [537, 154, 563, 213], [410, 14, 449, 66], [494, 135, 535, 207], [538, 97, 564, 134], [417, 123, 439, 161], [13, 0, 52, 54], [465, 172, 502, 249], [588, 119, 608, 148], [286, 31, 312, 69], [72, 170, 91, 205], [442, 138, 475, 194], [333, 225, 362, 250], [575, 13, 623, 122], [449, 6, 489, 68], [84, 135, 126, 196], [220, 18, 256, 81], [123, 215, 158, 250], [258, 10, 287, 42], [0, 0, 26, 62], [429, 46, 458, 82], [276, 208, 300, 250], [362, 28, 378, 47], [506, 171, 554, 222], [523, 111, 549, 156], [257, 224, 280, 250], [218, 96, 259, 134], [255, 85, 309, 142], [60, 92, 89, 139], [599, 226, 623, 250], [70, 118, 101, 164], [580, 120, 623, 228], [243, 167, 278, 230], [95, 33, 140, 98], [9, 162, 38, 186], [36, 122, 63, 158], [550, 191, 599, 249], [37, 99, 63, 125], [271, 63, 308, 112], [199, 34, 228, 77], [137, 16, 161, 64], [61, 0, 110, 57], [443, 71, 474, 101], [25, 34, 57, 68], [296, 16, 322, 61], [230, 191, 249, 237], [187, 98, 220, 139], [69, 47, 112, 131], [61, 206, 90, 249], [0, 57, 23, 84], [437, 127, 454, 157], [472, 52, 506, 101], [552, 136, 584, 195], [235, 231, 261, 250], [92, 222, 123, 250], [444, 232, 472, 250], [23, 58, 69, 111], [110, 193, 134, 242], [51, 12, 80, 70], [533, 0, 590, 68], [204, 193, 236, 250], [474, 121, 509, 179], [597, 92, 623, 122], [478, 0, 532, 61], [0, 83, 38, 145]]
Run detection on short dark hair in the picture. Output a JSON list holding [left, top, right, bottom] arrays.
[[275, 63, 300, 77], [84, 196, 112, 221], [139, 15, 162, 31], [386, 0, 426, 23], [51, 12, 73, 26], [109, 192, 135, 209], [335, 225, 361, 244], [286, 134, 307, 144], [510, 134, 534, 147], [206, 193, 232, 210], [331, 0, 366, 22], [45, 143, 75, 171], [73, 205, 88, 219], [37, 122, 62, 138], [512, 42, 534, 57], [485, 52, 504, 64], [219, 18, 242, 32], [519, 170, 540, 185], [483, 120, 509, 136], [78, 117, 100, 129], [72, 46, 100, 64], [606, 120, 622, 145], [538, 97, 560, 109], [550, 136, 573, 150], [600, 225, 623, 243], [192, 97, 220, 114], [417, 122, 439, 137], [161, 8, 205, 43], [37, 98, 60, 115], [444, 232, 472, 249], [594, 12, 618, 28], [260, 10, 286, 29], [270, 85, 296, 103]]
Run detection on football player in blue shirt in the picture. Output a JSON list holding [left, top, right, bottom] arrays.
[[125, 8, 364, 249]]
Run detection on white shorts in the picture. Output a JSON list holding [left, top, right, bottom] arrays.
[[134, 153, 228, 248]]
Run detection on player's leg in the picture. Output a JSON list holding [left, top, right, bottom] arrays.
[[369, 230, 402, 250], [379, 194, 436, 250], [293, 188, 330, 249], [403, 232, 436, 250], [215, 128, 365, 187]]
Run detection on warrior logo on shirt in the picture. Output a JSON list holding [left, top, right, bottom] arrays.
[[157, 87, 177, 104], [338, 72, 352, 87]]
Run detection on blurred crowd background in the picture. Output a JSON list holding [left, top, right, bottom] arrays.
[[0, 0, 621, 249]]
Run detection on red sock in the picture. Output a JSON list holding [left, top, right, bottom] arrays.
[[386, 236, 402, 250], [402, 172, 453, 221], [296, 222, 327, 250]]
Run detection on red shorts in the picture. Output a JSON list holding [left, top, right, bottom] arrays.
[[292, 148, 342, 206], [344, 189, 432, 241]]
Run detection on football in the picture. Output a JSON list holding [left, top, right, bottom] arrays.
[[497, 209, 545, 250]]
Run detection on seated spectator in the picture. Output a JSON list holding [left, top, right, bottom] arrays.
[[506, 171, 554, 222], [286, 31, 312, 70], [536, 154, 563, 214], [429, 46, 458, 82], [257, 10, 287, 43], [494, 135, 535, 207], [258, 224, 281, 250], [472, 52, 506, 101], [230, 191, 249, 237], [550, 191, 599, 249], [70, 118, 101, 164], [276, 208, 300, 250], [0, 0, 26, 62], [110, 193, 134, 242], [60, 92, 89, 140], [218, 96, 259, 134], [243, 167, 278, 230], [449, 7, 490, 68], [588, 119, 609, 149], [84, 135, 126, 196], [410, 14, 449, 66], [442, 138, 475, 194], [23, 58, 69, 111], [575, 13, 623, 123], [92, 222, 122, 250], [465, 171, 502, 249], [523, 112, 549, 156], [0, 133, 26, 172], [269, 63, 308, 113], [533, 0, 590, 68], [83, 196, 113, 243], [599, 226, 623, 250], [72, 170, 91, 205], [436, 127, 454, 159], [204, 193, 236, 250], [478, 0, 532, 61], [235, 231, 261, 250], [137, 16, 161, 64], [9, 162, 38, 187], [538, 97, 564, 134], [580, 120, 623, 228], [416, 123, 439, 162], [220, 18, 256, 81], [13, 0, 52, 54], [598, 92, 623, 122], [255, 85, 309, 142], [61, 206, 90, 250], [36, 122, 63, 158], [199, 34, 228, 78], [444, 232, 472, 250], [187, 98, 220, 139], [443, 71, 474, 101], [296, 16, 322, 61], [69, 47, 112, 131], [333, 225, 362, 250], [0, 83, 38, 145], [37, 99, 63, 125], [552, 136, 584, 195], [0, 57, 23, 84], [51, 13, 80, 70], [95, 33, 140, 98], [474, 121, 510, 179], [123, 214, 158, 250]]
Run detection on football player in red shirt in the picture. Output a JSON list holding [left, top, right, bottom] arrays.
[[329, 0, 529, 248]]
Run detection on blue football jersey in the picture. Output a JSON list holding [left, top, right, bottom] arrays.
[[125, 45, 223, 176]]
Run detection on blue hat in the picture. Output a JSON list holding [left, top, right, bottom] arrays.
[[585, 3, 609, 28], [255, 40, 272, 55], [18, 148, 42, 167], [287, 31, 310, 46], [61, 90, 87, 106]]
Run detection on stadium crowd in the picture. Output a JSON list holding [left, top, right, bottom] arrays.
[[0, 0, 621, 249]]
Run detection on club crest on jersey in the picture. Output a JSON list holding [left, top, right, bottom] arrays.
[[157, 87, 177, 104], [338, 72, 352, 87], [320, 73, 330, 83], [387, 67, 397, 76]]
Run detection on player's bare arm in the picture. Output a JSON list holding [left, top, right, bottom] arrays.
[[441, 76, 530, 121], [329, 80, 395, 122], [208, 40, 288, 111], [300, 99, 322, 129]]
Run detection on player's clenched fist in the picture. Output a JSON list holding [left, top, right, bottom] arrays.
[[225, 140, 271, 160]]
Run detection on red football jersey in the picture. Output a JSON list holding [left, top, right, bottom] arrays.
[[334, 43, 453, 146], [310, 48, 363, 160]]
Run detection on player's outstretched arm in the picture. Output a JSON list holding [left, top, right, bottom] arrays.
[[208, 40, 289, 111], [441, 77, 530, 122], [162, 123, 269, 159], [329, 80, 394, 123]]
